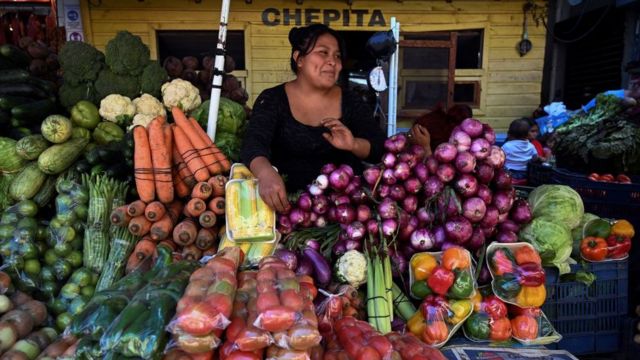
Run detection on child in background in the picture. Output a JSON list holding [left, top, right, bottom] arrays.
[[501, 118, 538, 180], [526, 118, 545, 159]]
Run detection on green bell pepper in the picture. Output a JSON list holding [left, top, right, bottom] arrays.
[[72, 127, 92, 140], [464, 312, 491, 340], [92, 122, 124, 145], [448, 269, 474, 299], [71, 100, 100, 130], [493, 272, 522, 300]]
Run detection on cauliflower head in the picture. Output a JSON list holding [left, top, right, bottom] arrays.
[[133, 94, 166, 118], [99, 94, 136, 125], [129, 113, 156, 130], [334, 250, 367, 288], [161, 78, 201, 112]]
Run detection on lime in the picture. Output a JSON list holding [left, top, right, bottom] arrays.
[[70, 268, 93, 287], [48, 217, 63, 229], [53, 241, 72, 257], [60, 283, 80, 300], [17, 217, 38, 232], [0, 224, 14, 239], [44, 249, 58, 266], [40, 266, 55, 282], [40, 281, 58, 299], [24, 259, 41, 276], [56, 211, 77, 226], [80, 286, 94, 298], [74, 205, 88, 221], [21, 242, 39, 260], [16, 200, 38, 217], [56, 312, 73, 331], [53, 259, 73, 280], [48, 298, 67, 315], [67, 251, 83, 268], [68, 296, 88, 315], [36, 226, 49, 242], [0, 212, 18, 225]]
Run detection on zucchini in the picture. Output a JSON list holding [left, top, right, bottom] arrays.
[[0, 136, 26, 173], [0, 95, 36, 110], [0, 69, 30, 83], [33, 175, 57, 208], [41, 115, 73, 144], [11, 98, 55, 121], [0, 83, 49, 99], [38, 137, 90, 175], [9, 162, 48, 201], [0, 44, 30, 68], [26, 77, 57, 95], [15, 134, 50, 160]]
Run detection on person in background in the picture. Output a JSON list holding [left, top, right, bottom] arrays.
[[241, 24, 385, 212], [408, 103, 473, 155], [581, 62, 640, 112], [501, 118, 538, 180], [526, 118, 545, 159]]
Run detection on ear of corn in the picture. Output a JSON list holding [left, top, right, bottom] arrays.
[[225, 179, 275, 243]]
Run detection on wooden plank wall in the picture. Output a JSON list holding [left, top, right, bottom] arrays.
[[80, 0, 547, 132]]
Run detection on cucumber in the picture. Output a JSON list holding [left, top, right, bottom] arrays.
[[33, 175, 57, 208], [11, 98, 55, 121], [38, 137, 90, 175], [26, 77, 57, 95], [0, 83, 49, 99], [9, 162, 48, 201], [0, 69, 30, 83], [0, 95, 36, 110], [0, 44, 30, 67]]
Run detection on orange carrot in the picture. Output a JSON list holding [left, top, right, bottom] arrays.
[[172, 125, 209, 182], [208, 175, 227, 197], [184, 198, 207, 218], [150, 214, 173, 241], [128, 215, 152, 236], [166, 201, 184, 224], [208, 196, 225, 215], [110, 205, 131, 227], [172, 167, 191, 198], [198, 210, 217, 228], [133, 238, 157, 261], [172, 145, 196, 188], [158, 239, 177, 252], [133, 126, 155, 203], [189, 117, 231, 173], [182, 244, 202, 261], [195, 227, 217, 251], [148, 117, 174, 204], [144, 201, 166, 222], [127, 200, 147, 217], [191, 181, 213, 200], [172, 219, 198, 246], [172, 107, 223, 175]]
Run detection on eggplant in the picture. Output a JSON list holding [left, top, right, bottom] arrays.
[[274, 248, 298, 271], [296, 256, 314, 277], [303, 247, 331, 287]]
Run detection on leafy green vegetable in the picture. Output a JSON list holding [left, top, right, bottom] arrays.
[[519, 217, 573, 274], [58, 41, 105, 86], [215, 132, 241, 162], [528, 185, 584, 230], [105, 31, 150, 76], [140, 61, 168, 98], [94, 69, 140, 101], [217, 97, 246, 135]]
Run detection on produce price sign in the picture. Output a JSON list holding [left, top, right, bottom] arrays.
[[441, 346, 578, 360]]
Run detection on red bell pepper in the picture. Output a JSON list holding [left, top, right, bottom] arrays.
[[482, 295, 507, 320], [426, 266, 454, 296], [420, 294, 448, 319], [516, 262, 546, 287], [606, 234, 631, 259]]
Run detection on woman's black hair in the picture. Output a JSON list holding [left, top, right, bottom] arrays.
[[507, 118, 531, 140], [525, 117, 538, 129], [288, 24, 346, 74]]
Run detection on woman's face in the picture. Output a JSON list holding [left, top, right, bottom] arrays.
[[528, 125, 539, 140], [296, 33, 342, 88]]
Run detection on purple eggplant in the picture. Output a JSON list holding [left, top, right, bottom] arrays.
[[274, 248, 298, 271], [303, 247, 331, 287]]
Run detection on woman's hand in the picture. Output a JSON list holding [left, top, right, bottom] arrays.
[[321, 118, 355, 151], [252, 159, 290, 213], [408, 124, 432, 155]]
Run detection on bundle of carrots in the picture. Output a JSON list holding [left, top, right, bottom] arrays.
[[110, 173, 228, 269]]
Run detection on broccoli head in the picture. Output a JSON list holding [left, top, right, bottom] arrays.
[[59, 82, 98, 109], [94, 68, 140, 102], [58, 41, 105, 86], [105, 31, 150, 76], [140, 61, 169, 98]]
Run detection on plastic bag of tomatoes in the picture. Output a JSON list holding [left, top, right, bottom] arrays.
[[385, 332, 447, 360], [486, 243, 546, 308], [332, 316, 399, 360]]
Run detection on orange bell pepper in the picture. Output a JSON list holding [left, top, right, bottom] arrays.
[[489, 317, 512, 341], [422, 320, 449, 345], [441, 247, 470, 271], [580, 236, 608, 261], [514, 246, 541, 266], [511, 315, 539, 340], [407, 311, 426, 337], [611, 220, 634, 238]]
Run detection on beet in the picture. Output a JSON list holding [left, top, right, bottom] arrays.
[[163, 56, 184, 78]]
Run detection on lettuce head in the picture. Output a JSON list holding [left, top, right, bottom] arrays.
[[519, 217, 574, 274], [527, 185, 584, 230]]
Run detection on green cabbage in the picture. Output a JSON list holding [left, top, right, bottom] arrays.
[[519, 218, 574, 274], [527, 185, 584, 230], [215, 132, 241, 162], [217, 97, 246, 135]]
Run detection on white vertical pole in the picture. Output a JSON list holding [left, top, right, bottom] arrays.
[[207, 0, 231, 141], [387, 17, 400, 136]]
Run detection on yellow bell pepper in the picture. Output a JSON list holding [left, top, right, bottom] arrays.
[[515, 285, 546, 307], [411, 253, 437, 281], [407, 310, 426, 336], [470, 291, 482, 313], [447, 299, 472, 325], [611, 220, 635, 238]]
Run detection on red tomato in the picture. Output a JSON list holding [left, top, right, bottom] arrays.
[[587, 173, 600, 182], [367, 335, 393, 357], [256, 268, 276, 282], [299, 282, 317, 300], [280, 289, 304, 312], [276, 268, 296, 280], [225, 317, 246, 342], [617, 174, 632, 184], [600, 174, 614, 182], [256, 280, 277, 294], [342, 332, 364, 358], [184, 279, 210, 299], [256, 292, 280, 313], [226, 352, 261, 360], [207, 257, 237, 273], [176, 301, 218, 336], [205, 293, 233, 317], [218, 341, 235, 359], [235, 326, 272, 351], [255, 306, 297, 332], [176, 296, 196, 314], [190, 267, 216, 282], [357, 346, 382, 360]]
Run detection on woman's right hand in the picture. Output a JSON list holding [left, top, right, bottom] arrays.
[[256, 167, 290, 213]]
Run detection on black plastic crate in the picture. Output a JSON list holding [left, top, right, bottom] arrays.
[[527, 161, 554, 187]]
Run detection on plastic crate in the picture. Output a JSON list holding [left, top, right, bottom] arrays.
[[527, 161, 554, 187], [542, 260, 628, 355]]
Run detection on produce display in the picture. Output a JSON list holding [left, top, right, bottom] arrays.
[[578, 218, 634, 261], [409, 247, 475, 300]]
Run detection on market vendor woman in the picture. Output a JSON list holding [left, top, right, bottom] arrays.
[[241, 24, 386, 212]]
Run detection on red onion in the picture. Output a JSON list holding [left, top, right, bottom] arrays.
[[339, 164, 354, 178], [493, 191, 514, 214], [312, 195, 329, 214], [390, 251, 408, 279], [455, 151, 476, 174], [402, 244, 417, 259], [378, 184, 391, 198], [476, 184, 493, 205], [399, 210, 410, 228], [498, 211, 509, 223], [321, 163, 337, 175], [308, 184, 323, 196], [335, 204, 355, 224], [445, 216, 473, 244], [327, 206, 337, 222], [463, 197, 487, 223], [499, 219, 520, 233], [432, 225, 446, 249], [334, 195, 351, 207], [378, 198, 398, 220], [450, 129, 472, 152], [493, 169, 512, 190], [393, 162, 411, 181], [382, 218, 398, 237], [301, 211, 313, 227], [496, 230, 518, 243], [437, 192, 462, 217], [417, 207, 434, 226], [398, 152, 416, 169], [309, 211, 318, 223], [305, 239, 320, 250], [350, 189, 368, 204], [481, 225, 497, 238], [509, 199, 532, 224], [332, 241, 347, 256], [390, 184, 406, 202], [344, 179, 361, 195], [384, 133, 408, 153], [366, 219, 380, 236], [356, 204, 372, 222], [424, 177, 444, 198], [346, 221, 366, 241], [402, 194, 418, 214], [345, 240, 362, 251], [329, 168, 350, 191], [436, 163, 456, 183], [315, 215, 327, 227], [297, 193, 312, 211], [278, 214, 293, 234], [363, 166, 381, 186], [382, 168, 397, 185], [460, 118, 483, 138], [289, 208, 306, 226], [440, 242, 458, 251], [410, 144, 427, 162], [413, 162, 429, 183], [476, 162, 495, 184], [434, 143, 458, 163], [382, 152, 397, 168], [399, 216, 419, 241], [480, 205, 500, 228], [426, 156, 439, 174], [404, 177, 422, 194], [410, 228, 435, 251], [470, 138, 490, 160], [454, 174, 479, 197], [482, 124, 496, 144], [314, 174, 329, 190], [468, 226, 486, 250], [485, 146, 506, 168]]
